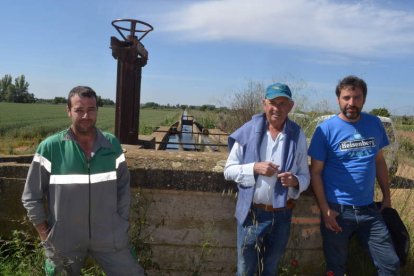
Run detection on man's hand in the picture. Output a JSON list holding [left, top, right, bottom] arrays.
[[253, 162, 279, 177], [381, 196, 392, 211], [322, 209, 342, 233], [35, 222, 49, 241], [278, 172, 299, 188]]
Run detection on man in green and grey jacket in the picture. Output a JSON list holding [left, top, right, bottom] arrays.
[[22, 86, 144, 275]]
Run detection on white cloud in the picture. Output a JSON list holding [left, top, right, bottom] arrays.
[[158, 0, 414, 58]]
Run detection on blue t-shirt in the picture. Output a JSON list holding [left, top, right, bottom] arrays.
[[308, 113, 389, 206]]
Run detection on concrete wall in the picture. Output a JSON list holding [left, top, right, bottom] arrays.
[[0, 147, 323, 275]]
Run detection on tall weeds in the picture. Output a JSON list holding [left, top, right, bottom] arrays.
[[0, 230, 44, 275]]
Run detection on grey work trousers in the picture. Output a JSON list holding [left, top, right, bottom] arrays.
[[43, 243, 144, 276]]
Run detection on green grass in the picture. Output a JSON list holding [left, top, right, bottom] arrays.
[[0, 230, 44, 275], [188, 109, 221, 129], [0, 103, 181, 155], [138, 108, 181, 134], [397, 124, 414, 132], [0, 230, 110, 275]]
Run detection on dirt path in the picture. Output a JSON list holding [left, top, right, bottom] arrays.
[[397, 130, 414, 143], [396, 163, 414, 181]]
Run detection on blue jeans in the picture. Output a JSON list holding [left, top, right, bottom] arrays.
[[237, 206, 292, 276], [321, 202, 400, 276]]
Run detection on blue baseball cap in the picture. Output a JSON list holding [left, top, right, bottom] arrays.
[[265, 83, 292, 100]]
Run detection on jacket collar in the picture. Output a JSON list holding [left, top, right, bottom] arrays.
[[63, 128, 113, 150]]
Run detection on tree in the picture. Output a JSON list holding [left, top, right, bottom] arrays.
[[219, 80, 264, 132], [200, 104, 216, 111], [53, 97, 67, 104], [100, 98, 115, 106], [142, 102, 160, 108], [96, 96, 103, 107], [370, 107, 391, 117], [15, 75, 34, 103], [0, 75, 13, 101], [218, 77, 311, 133], [0, 74, 34, 103]]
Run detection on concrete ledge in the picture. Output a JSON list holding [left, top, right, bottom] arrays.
[[0, 148, 323, 275]]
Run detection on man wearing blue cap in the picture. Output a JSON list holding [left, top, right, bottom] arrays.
[[224, 83, 310, 275]]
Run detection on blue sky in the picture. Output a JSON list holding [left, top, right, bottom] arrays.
[[1, 0, 414, 115]]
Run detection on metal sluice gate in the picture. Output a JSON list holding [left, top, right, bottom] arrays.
[[109, 19, 228, 151], [154, 111, 228, 152], [110, 19, 153, 145]]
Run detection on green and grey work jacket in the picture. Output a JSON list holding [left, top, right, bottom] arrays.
[[22, 128, 131, 253]]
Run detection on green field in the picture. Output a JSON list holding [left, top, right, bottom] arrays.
[[0, 102, 181, 155]]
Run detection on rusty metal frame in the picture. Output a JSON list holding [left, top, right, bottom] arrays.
[[110, 19, 153, 144]]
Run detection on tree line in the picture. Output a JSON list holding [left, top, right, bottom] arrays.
[[141, 101, 227, 112], [0, 74, 114, 106], [1, 74, 396, 119], [47, 96, 115, 106], [0, 74, 222, 109]]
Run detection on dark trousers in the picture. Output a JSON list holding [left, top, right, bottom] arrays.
[[321, 202, 400, 276]]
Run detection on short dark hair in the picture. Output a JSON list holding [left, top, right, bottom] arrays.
[[335, 75, 367, 99], [67, 86, 98, 109]]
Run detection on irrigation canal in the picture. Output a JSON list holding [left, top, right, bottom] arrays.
[[155, 111, 228, 152]]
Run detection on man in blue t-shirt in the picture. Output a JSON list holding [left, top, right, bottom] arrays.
[[308, 75, 400, 275]]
